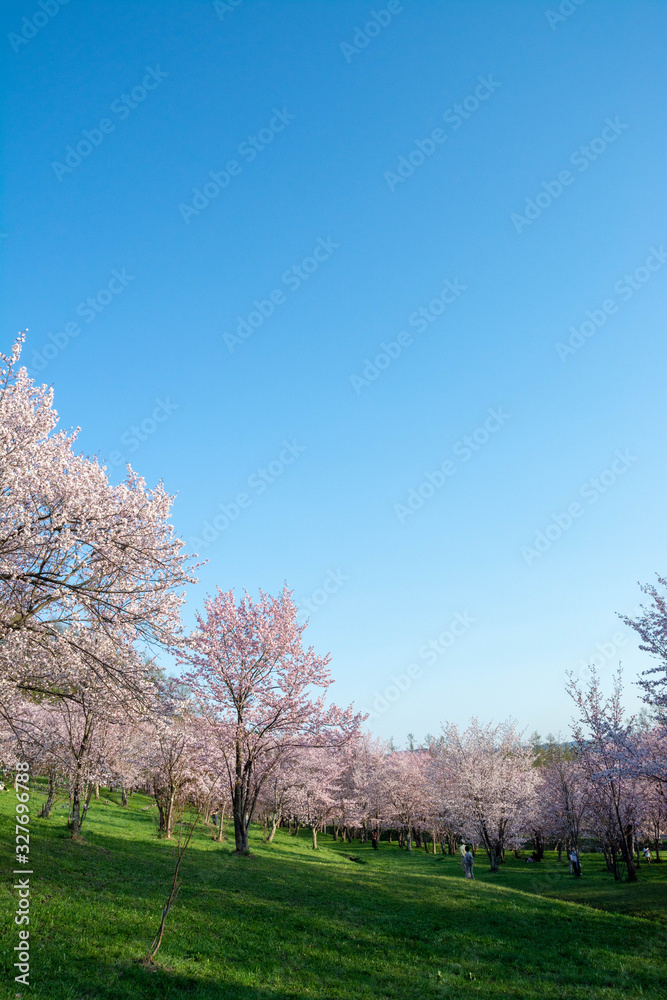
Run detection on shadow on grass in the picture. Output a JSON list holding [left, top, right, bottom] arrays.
[[3, 800, 665, 1000], [16, 821, 666, 998]]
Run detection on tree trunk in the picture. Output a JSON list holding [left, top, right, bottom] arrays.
[[70, 779, 83, 837], [487, 843, 501, 872], [165, 791, 177, 839], [121, 786, 128, 807], [332, 825, 339, 842], [80, 783, 94, 826], [69, 728, 92, 837], [216, 803, 227, 842], [267, 811, 280, 843], [39, 775, 56, 818], [311, 826, 318, 850], [620, 823, 638, 882], [233, 808, 249, 853], [610, 844, 620, 881], [655, 837, 662, 863], [94, 783, 100, 800], [406, 830, 412, 852]]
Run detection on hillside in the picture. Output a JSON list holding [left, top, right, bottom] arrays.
[[1, 790, 666, 999]]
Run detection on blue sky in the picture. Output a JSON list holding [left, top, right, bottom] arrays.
[[2, 0, 665, 745]]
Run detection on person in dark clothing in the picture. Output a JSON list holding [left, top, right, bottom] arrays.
[[371, 830, 379, 850]]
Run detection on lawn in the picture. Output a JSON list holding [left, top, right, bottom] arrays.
[[1, 787, 666, 999]]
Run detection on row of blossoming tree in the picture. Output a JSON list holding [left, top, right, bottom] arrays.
[[0, 335, 665, 877]]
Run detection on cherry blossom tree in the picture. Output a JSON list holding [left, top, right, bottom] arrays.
[[139, 697, 208, 839], [568, 668, 640, 880], [0, 629, 164, 835], [348, 735, 391, 841], [328, 745, 359, 842], [2, 686, 117, 836], [384, 750, 431, 851], [639, 778, 666, 861], [287, 748, 340, 849], [435, 719, 541, 871], [255, 751, 303, 842], [539, 745, 591, 863], [427, 740, 466, 854], [620, 575, 667, 726], [182, 587, 363, 853], [0, 335, 195, 701]]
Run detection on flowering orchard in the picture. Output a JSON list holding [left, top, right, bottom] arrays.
[[0, 335, 665, 876]]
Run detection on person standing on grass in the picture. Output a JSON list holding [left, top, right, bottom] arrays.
[[463, 846, 474, 879], [569, 849, 580, 876], [371, 830, 378, 850], [459, 842, 467, 870], [643, 846, 651, 865]]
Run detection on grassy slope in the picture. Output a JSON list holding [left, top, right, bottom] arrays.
[[1, 788, 666, 1000]]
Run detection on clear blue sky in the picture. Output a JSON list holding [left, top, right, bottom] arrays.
[[2, 0, 665, 745]]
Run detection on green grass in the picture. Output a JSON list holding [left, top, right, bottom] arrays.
[[1, 787, 666, 999]]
